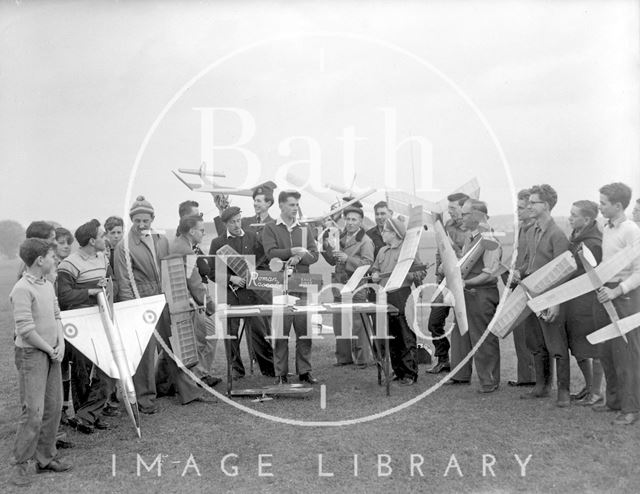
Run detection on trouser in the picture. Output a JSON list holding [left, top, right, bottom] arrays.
[[192, 312, 218, 378], [273, 294, 312, 377], [595, 287, 640, 413], [332, 287, 372, 365], [13, 347, 62, 467], [450, 286, 500, 386], [388, 312, 418, 380], [428, 303, 451, 361], [225, 316, 275, 376], [154, 306, 202, 405], [524, 308, 569, 391], [512, 322, 535, 383]]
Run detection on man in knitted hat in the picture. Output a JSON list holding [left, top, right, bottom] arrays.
[[114, 195, 169, 414], [370, 216, 426, 385], [322, 205, 374, 367]]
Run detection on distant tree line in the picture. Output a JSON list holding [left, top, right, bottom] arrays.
[[0, 220, 25, 259]]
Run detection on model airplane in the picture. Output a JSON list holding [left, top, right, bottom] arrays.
[[433, 219, 469, 334], [60, 292, 166, 437], [173, 162, 276, 197], [488, 251, 577, 338], [386, 177, 481, 221], [384, 205, 428, 293], [528, 243, 640, 343]]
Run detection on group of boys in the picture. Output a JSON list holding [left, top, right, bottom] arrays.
[[9, 180, 640, 487]]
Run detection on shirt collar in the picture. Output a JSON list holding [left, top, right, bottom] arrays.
[[276, 216, 300, 228], [227, 229, 245, 238], [606, 214, 626, 229], [535, 215, 553, 233], [23, 272, 46, 285]]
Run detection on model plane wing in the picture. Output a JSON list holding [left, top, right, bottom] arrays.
[[527, 244, 640, 313], [489, 251, 577, 338], [60, 295, 166, 379], [384, 205, 425, 292], [433, 219, 468, 334], [587, 312, 640, 344]]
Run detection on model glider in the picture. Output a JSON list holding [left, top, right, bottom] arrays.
[[433, 219, 468, 334], [528, 243, 640, 343], [488, 251, 577, 338], [386, 177, 481, 221], [384, 205, 427, 293], [173, 162, 276, 197], [60, 292, 166, 437]]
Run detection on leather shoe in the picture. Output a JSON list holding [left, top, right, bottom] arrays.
[[613, 412, 638, 425], [36, 459, 72, 473], [593, 403, 620, 413], [299, 373, 318, 384], [56, 438, 75, 449], [520, 386, 550, 399], [427, 361, 450, 374], [443, 379, 470, 385], [576, 393, 604, 407], [570, 386, 589, 401], [94, 419, 110, 430], [275, 376, 288, 385], [477, 385, 499, 394], [201, 375, 222, 387], [507, 380, 535, 387]]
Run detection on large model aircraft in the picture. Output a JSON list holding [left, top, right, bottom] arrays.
[[527, 243, 640, 344], [173, 162, 276, 197], [488, 251, 577, 338], [60, 291, 166, 437]]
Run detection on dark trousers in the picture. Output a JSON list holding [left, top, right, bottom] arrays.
[[524, 308, 569, 391], [595, 287, 640, 413], [13, 347, 61, 467], [155, 306, 202, 405], [388, 313, 418, 381], [427, 304, 451, 360], [512, 322, 535, 383], [450, 286, 500, 386], [69, 345, 112, 425]]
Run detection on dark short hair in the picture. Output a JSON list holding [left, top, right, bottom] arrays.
[[20, 238, 55, 267], [177, 215, 203, 236], [55, 227, 73, 245], [447, 193, 470, 206], [599, 182, 632, 209], [278, 190, 301, 204], [75, 219, 101, 247], [104, 216, 124, 232], [467, 199, 488, 216], [572, 200, 599, 221], [25, 221, 55, 240], [529, 184, 558, 210], [373, 201, 389, 212], [517, 189, 531, 201], [178, 200, 199, 218]]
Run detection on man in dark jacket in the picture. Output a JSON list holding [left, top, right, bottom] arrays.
[[262, 190, 320, 384], [566, 200, 604, 406], [209, 207, 275, 377]]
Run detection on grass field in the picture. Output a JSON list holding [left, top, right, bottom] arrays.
[[1, 257, 639, 493]]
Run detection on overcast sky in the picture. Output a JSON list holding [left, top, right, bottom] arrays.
[[1, 0, 638, 231]]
